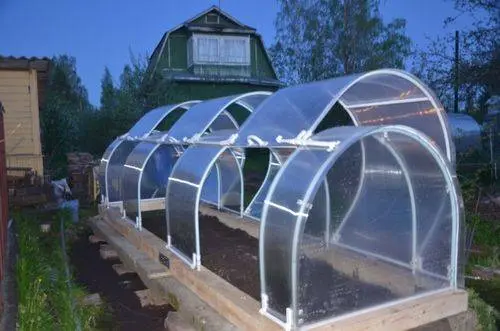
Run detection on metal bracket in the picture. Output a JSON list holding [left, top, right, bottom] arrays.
[[297, 199, 313, 211], [447, 264, 455, 280], [219, 133, 238, 146], [277, 131, 340, 152], [183, 133, 202, 144], [260, 294, 293, 330], [247, 135, 268, 147], [411, 255, 423, 273], [135, 216, 142, 231]]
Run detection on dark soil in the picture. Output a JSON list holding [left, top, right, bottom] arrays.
[[142, 211, 260, 300], [70, 230, 172, 331], [143, 211, 398, 323], [200, 215, 260, 300]]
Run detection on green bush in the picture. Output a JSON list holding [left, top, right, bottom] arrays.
[[468, 288, 500, 331]]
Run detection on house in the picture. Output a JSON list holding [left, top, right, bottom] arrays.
[[146, 6, 281, 101], [0, 56, 51, 176]]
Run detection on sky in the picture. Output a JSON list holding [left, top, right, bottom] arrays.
[[0, 0, 479, 106]]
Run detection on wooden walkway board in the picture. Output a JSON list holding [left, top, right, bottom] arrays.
[[112, 263, 134, 276]]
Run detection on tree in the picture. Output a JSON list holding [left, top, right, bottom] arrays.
[[40, 55, 93, 177], [413, 0, 499, 117], [270, 0, 412, 85], [100, 67, 116, 111]]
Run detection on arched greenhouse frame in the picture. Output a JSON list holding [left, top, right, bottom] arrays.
[[98, 69, 466, 330]]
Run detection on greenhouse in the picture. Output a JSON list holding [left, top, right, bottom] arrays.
[[99, 69, 466, 330]]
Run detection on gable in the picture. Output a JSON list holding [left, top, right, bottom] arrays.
[[190, 11, 243, 30], [187, 7, 255, 31]]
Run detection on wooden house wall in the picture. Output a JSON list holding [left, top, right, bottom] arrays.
[[0, 69, 43, 175]]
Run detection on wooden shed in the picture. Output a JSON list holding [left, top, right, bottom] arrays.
[[0, 56, 50, 177]]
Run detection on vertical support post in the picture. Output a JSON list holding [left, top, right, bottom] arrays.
[[454, 30, 460, 114], [323, 179, 331, 247], [216, 165, 221, 210]]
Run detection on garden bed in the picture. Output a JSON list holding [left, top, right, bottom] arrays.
[[142, 211, 398, 322]]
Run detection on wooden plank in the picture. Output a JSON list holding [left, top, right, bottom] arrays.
[[140, 197, 165, 212], [29, 69, 41, 156], [99, 244, 118, 260], [0, 70, 30, 79], [112, 263, 134, 276], [0, 78, 31, 87], [89, 216, 237, 331], [0, 86, 28, 94], [99, 208, 281, 331], [0, 95, 30, 103], [310, 290, 468, 331], [0, 101, 31, 109], [3, 112, 34, 119]]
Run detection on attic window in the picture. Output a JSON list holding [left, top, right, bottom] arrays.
[[188, 34, 250, 66], [206, 13, 219, 24]]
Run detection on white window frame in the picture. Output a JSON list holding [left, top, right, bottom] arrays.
[[188, 33, 250, 67]]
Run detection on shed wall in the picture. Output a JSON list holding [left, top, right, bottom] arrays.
[[0, 69, 43, 175]]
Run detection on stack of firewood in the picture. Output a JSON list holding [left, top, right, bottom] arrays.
[[66, 153, 99, 205]]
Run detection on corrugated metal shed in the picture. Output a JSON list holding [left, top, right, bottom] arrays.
[[447, 113, 482, 154]]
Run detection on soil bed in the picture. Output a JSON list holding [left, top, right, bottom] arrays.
[[70, 229, 172, 330], [142, 210, 398, 321]]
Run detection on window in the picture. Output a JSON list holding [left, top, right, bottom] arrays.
[[197, 36, 219, 63], [188, 34, 250, 66], [206, 13, 219, 24]]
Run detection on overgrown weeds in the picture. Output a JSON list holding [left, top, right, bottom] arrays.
[[16, 211, 103, 331]]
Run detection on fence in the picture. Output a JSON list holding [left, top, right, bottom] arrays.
[[0, 107, 8, 303]]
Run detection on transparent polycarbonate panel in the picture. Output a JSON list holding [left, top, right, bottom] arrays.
[[351, 101, 449, 164], [384, 131, 458, 280], [261, 149, 331, 319], [126, 141, 160, 170], [236, 93, 270, 110], [245, 153, 281, 219], [209, 112, 238, 131], [122, 165, 141, 218], [334, 136, 413, 263], [201, 166, 220, 206], [128, 102, 196, 137], [168, 93, 266, 141], [99, 138, 122, 197], [218, 150, 242, 212], [167, 179, 197, 261], [340, 72, 426, 106], [198, 129, 238, 144], [143, 145, 178, 198], [235, 74, 362, 146], [167, 145, 226, 264], [107, 141, 139, 202]]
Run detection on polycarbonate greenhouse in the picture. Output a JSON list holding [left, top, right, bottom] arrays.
[[99, 69, 465, 330]]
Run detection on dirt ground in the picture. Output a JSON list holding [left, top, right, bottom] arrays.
[[70, 230, 172, 330], [142, 211, 398, 324]]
